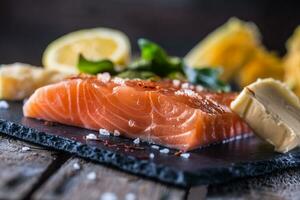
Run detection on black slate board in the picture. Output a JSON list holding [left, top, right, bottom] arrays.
[[1, 101, 300, 187]]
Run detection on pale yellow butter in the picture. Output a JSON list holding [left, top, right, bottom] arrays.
[[231, 78, 300, 153], [0, 63, 73, 100]]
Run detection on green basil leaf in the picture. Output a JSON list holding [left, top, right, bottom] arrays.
[[138, 38, 168, 63], [77, 54, 116, 75], [128, 58, 152, 71], [137, 39, 183, 76]]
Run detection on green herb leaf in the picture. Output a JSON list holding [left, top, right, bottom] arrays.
[[138, 38, 168, 63], [136, 39, 183, 76], [77, 54, 116, 75], [128, 58, 151, 71], [76, 39, 230, 93], [184, 66, 231, 92]]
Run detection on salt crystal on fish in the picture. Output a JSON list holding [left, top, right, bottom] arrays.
[[196, 85, 204, 92], [98, 72, 111, 83], [101, 192, 118, 200], [181, 83, 189, 89], [172, 79, 181, 87], [0, 100, 9, 109], [99, 128, 110, 136], [125, 193, 136, 200], [133, 138, 140, 144], [175, 89, 198, 98], [159, 148, 170, 154], [86, 133, 97, 140], [113, 130, 121, 136], [112, 77, 125, 85], [180, 153, 190, 159], [86, 171, 96, 180]]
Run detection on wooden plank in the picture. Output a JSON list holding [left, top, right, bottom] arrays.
[[187, 186, 207, 200], [0, 134, 64, 200], [187, 185, 207, 200], [33, 157, 187, 200], [204, 168, 300, 199]]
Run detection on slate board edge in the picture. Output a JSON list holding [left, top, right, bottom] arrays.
[[1, 119, 300, 188]]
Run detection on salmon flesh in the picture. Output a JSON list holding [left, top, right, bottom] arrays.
[[23, 76, 251, 151]]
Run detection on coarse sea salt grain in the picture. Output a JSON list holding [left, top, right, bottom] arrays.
[[0, 100, 9, 109], [125, 193, 136, 200], [174, 90, 184, 96], [73, 162, 81, 170], [151, 145, 160, 150], [101, 192, 118, 200], [172, 79, 181, 87], [180, 153, 190, 159], [196, 85, 204, 92], [21, 146, 30, 152], [86, 133, 97, 140], [112, 77, 125, 85], [99, 128, 110, 136], [113, 130, 121, 136], [149, 153, 155, 159], [133, 138, 140, 145], [86, 171, 96, 180], [175, 89, 198, 98], [98, 72, 111, 83], [159, 148, 170, 154], [181, 82, 189, 89]]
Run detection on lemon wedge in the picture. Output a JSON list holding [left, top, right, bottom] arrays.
[[284, 26, 300, 97], [42, 28, 131, 73], [184, 18, 260, 81]]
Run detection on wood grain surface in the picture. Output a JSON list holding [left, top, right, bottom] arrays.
[[2, 134, 300, 200], [33, 157, 186, 200], [0, 135, 66, 200], [206, 168, 300, 200]]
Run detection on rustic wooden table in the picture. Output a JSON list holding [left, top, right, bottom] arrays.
[[1, 134, 300, 200]]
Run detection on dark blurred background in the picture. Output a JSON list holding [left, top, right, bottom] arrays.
[[1, 0, 300, 65]]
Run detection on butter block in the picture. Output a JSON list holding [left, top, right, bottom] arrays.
[[231, 78, 300, 153], [0, 63, 72, 100]]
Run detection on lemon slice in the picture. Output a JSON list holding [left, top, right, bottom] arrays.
[[184, 18, 260, 81], [42, 28, 131, 73], [284, 26, 300, 97]]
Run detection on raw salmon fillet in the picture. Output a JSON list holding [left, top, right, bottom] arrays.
[[23, 75, 251, 151]]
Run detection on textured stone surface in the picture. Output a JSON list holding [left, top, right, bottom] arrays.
[[1, 101, 300, 187]]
